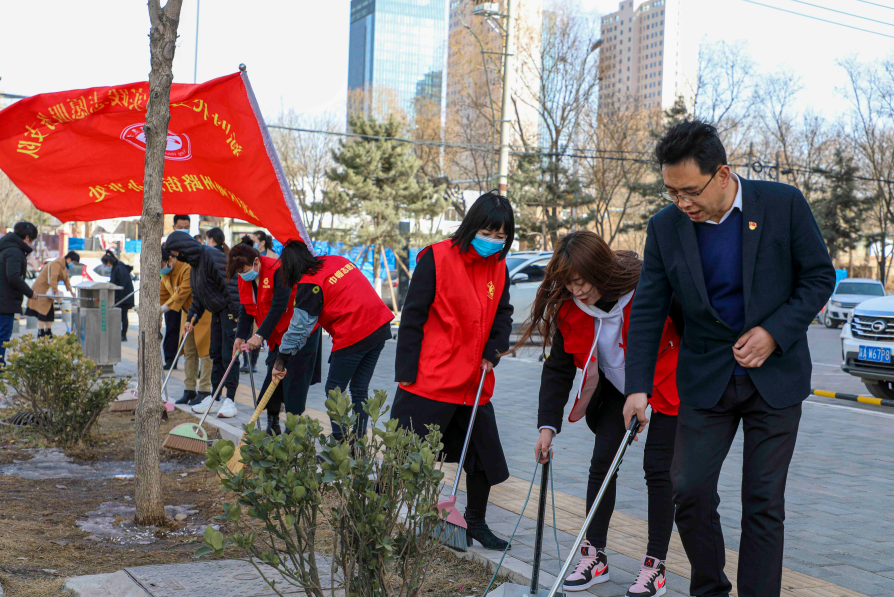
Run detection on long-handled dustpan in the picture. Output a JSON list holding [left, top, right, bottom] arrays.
[[437, 369, 487, 551], [544, 415, 641, 597], [487, 454, 561, 597]]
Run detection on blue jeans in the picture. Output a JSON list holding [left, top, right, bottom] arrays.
[[0, 313, 15, 367], [326, 340, 386, 441]]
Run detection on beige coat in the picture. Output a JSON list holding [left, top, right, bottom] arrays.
[[27, 257, 73, 316], [161, 260, 211, 356]]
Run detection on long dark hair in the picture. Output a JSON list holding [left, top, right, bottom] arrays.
[[101, 250, 119, 267], [253, 230, 270, 252], [510, 231, 642, 357], [450, 191, 515, 260], [279, 240, 324, 287], [227, 236, 261, 281], [205, 227, 230, 255]]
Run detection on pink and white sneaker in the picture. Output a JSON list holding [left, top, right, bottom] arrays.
[[563, 540, 610, 591], [626, 555, 667, 597]]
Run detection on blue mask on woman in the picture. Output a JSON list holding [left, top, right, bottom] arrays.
[[471, 234, 504, 258], [160, 265, 173, 275], [239, 265, 260, 282]]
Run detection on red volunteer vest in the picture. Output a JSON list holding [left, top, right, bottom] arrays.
[[400, 240, 507, 406], [299, 255, 394, 352], [557, 294, 681, 415], [237, 256, 297, 348]]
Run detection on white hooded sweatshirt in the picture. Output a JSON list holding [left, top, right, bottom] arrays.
[[572, 289, 634, 394]]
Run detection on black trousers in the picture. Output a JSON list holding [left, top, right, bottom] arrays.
[[209, 306, 240, 399], [163, 309, 181, 364], [120, 307, 130, 341], [262, 328, 321, 416], [643, 410, 677, 560], [672, 375, 801, 597]]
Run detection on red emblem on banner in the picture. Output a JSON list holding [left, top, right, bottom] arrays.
[[120, 123, 192, 161]]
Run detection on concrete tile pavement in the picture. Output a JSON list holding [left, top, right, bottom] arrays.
[[107, 321, 894, 597]]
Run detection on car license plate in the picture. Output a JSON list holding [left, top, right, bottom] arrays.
[[859, 346, 891, 363]]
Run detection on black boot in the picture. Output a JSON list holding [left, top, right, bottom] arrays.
[[267, 411, 282, 435], [176, 390, 196, 405], [464, 508, 510, 551], [190, 391, 210, 406]]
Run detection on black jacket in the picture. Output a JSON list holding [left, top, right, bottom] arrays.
[[164, 232, 239, 318], [109, 262, 135, 308], [625, 178, 836, 409], [0, 232, 34, 314]]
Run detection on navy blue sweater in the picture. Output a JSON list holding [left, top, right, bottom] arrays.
[[695, 209, 746, 375]]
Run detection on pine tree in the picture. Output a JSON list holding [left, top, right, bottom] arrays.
[[323, 113, 447, 290], [814, 150, 866, 262], [510, 153, 592, 250]]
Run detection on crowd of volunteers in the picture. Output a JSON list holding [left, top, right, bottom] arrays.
[[2, 119, 834, 597]]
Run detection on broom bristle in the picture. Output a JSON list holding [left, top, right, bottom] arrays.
[[225, 445, 244, 473], [162, 434, 209, 455], [435, 522, 468, 551], [108, 398, 137, 413]]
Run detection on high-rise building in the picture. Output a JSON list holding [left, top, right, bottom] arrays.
[[347, 0, 448, 117], [597, 0, 696, 111]]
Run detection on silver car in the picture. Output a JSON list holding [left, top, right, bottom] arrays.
[[822, 277, 885, 329], [505, 251, 553, 331]]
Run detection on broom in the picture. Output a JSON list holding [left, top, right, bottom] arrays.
[[436, 369, 487, 551], [163, 351, 240, 455], [109, 321, 192, 414], [225, 375, 280, 473]]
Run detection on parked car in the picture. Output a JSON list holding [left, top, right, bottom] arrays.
[[379, 269, 398, 303], [822, 278, 885, 328], [505, 251, 553, 331], [841, 294, 894, 399]]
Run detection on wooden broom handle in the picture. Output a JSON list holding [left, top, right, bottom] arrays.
[[245, 378, 281, 429]]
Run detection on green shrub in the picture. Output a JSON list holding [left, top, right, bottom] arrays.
[[201, 388, 446, 597], [0, 334, 128, 446]]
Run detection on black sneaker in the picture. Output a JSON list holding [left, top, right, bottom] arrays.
[[176, 390, 196, 405], [563, 541, 609, 591], [240, 364, 250, 374], [163, 361, 177, 371], [189, 391, 210, 406]]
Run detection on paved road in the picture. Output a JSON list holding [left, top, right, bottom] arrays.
[[120, 319, 894, 596]]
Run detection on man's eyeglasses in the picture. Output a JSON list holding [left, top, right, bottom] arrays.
[[660, 167, 722, 204]]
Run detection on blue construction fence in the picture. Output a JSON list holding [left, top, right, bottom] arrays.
[[270, 238, 419, 287], [66, 238, 142, 253]]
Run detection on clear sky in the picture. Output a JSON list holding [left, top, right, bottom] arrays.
[[1, 0, 893, 124]]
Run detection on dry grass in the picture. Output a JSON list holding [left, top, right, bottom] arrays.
[[0, 408, 503, 597]]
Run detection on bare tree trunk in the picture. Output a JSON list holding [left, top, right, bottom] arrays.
[[135, 0, 184, 527]]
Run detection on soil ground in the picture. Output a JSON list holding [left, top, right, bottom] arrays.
[[0, 408, 501, 597]]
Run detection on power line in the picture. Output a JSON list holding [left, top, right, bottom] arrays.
[[852, 0, 894, 11], [791, 0, 894, 27], [741, 0, 894, 39]]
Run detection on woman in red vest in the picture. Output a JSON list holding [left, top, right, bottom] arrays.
[[229, 237, 321, 435], [271, 240, 394, 440], [514, 231, 683, 597], [392, 191, 515, 551]]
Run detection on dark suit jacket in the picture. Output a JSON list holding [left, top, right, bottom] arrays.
[[625, 178, 836, 409]]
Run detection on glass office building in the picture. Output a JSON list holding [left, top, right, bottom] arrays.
[[348, 0, 446, 116]]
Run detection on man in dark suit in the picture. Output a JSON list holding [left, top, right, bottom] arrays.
[[623, 120, 835, 597]]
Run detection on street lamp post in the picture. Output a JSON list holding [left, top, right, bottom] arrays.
[[472, 0, 515, 194]]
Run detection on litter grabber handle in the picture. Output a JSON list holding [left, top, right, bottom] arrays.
[[531, 454, 551, 594], [243, 343, 258, 406], [452, 369, 487, 497], [546, 415, 640, 597], [195, 351, 240, 429], [113, 288, 138, 308]]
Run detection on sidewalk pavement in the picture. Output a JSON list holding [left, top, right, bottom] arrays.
[[53, 318, 887, 597]]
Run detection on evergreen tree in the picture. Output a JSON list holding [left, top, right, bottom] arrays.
[[323, 113, 448, 289], [510, 153, 592, 250], [814, 150, 866, 262]]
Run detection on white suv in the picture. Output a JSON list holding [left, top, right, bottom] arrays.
[[823, 278, 885, 328], [841, 294, 894, 399]]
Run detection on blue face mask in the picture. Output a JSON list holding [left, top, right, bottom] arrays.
[[67, 263, 80, 273], [160, 265, 173, 275], [239, 263, 260, 282], [471, 234, 504, 258]]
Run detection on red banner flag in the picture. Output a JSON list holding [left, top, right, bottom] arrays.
[[0, 71, 312, 248]]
